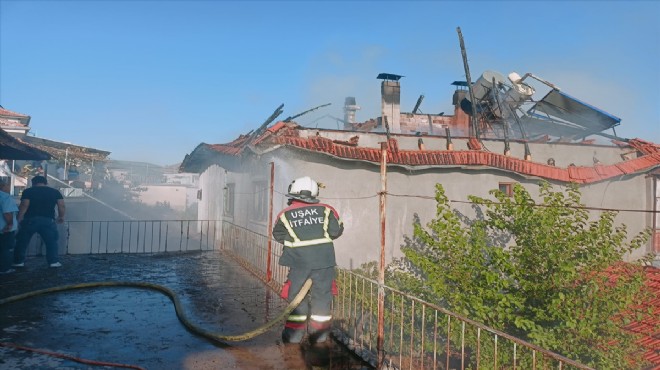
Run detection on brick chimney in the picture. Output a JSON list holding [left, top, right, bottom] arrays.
[[381, 80, 401, 134]]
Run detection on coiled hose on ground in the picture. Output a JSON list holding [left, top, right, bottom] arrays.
[[0, 279, 313, 368], [0, 279, 312, 342]]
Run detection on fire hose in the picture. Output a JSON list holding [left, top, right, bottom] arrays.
[[0, 279, 313, 367]]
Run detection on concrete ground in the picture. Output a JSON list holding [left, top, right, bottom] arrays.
[[0, 251, 371, 370]]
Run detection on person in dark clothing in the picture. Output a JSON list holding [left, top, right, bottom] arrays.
[[272, 176, 344, 344], [0, 178, 18, 274], [13, 175, 66, 268]]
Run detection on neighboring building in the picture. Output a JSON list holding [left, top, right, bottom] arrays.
[[106, 160, 197, 215], [0, 106, 31, 137], [0, 127, 50, 162], [135, 183, 198, 213], [0, 105, 112, 199], [17, 136, 112, 191], [181, 71, 660, 270], [106, 160, 166, 186], [164, 172, 198, 186], [0, 115, 51, 195]]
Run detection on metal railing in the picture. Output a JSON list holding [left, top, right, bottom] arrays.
[[218, 221, 593, 370], [220, 221, 289, 290], [333, 270, 593, 370], [27, 220, 220, 256], [29, 219, 592, 369]]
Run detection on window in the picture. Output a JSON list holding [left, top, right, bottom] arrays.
[[498, 182, 515, 197], [223, 183, 235, 217], [251, 181, 268, 221]]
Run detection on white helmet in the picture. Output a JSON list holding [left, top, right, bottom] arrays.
[[287, 176, 320, 203]]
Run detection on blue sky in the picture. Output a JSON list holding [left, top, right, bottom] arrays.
[[1, 1, 658, 166]]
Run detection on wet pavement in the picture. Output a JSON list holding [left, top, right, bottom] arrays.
[[0, 251, 371, 370]]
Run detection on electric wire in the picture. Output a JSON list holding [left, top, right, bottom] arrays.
[[245, 187, 655, 213], [386, 192, 659, 214]]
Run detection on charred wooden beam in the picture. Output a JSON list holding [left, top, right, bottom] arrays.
[[284, 103, 331, 122]]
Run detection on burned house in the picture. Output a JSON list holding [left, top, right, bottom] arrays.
[[180, 71, 660, 269]]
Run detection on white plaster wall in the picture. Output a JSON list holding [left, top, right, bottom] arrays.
[[270, 151, 654, 269], [198, 165, 224, 221], [198, 165, 225, 243], [194, 142, 655, 270]]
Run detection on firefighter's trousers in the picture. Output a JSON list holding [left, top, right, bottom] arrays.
[[281, 266, 335, 343]]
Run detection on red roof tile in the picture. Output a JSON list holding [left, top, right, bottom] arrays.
[[0, 107, 29, 118], [629, 139, 660, 155], [621, 266, 660, 368], [206, 134, 250, 155], [204, 123, 660, 185]]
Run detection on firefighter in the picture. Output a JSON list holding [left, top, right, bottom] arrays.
[[272, 176, 344, 344]]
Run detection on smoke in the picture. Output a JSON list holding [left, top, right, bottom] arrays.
[[294, 46, 386, 129]]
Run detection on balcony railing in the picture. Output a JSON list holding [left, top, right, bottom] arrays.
[[219, 221, 592, 370], [26, 220, 219, 256], [30, 219, 592, 369]]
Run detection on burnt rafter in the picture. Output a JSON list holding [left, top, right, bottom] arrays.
[[284, 103, 331, 122]]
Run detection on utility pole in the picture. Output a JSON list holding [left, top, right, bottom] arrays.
[[457, 27, 480, 139], [377, 141, 388, 369]]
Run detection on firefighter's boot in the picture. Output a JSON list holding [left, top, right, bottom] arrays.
[[282, 326, 306, 344], [282, 315, 307, 344], [308, 316, 332, 344]]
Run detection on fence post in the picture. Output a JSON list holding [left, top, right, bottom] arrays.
[[266, 162, 275, 282]]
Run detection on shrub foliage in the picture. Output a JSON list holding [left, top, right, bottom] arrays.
[[394, 182, 653, 369]]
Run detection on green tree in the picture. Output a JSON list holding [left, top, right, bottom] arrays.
[[397, 182, 653, 369]]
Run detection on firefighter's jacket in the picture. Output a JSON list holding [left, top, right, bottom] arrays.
[[272, 200, 344, 269]]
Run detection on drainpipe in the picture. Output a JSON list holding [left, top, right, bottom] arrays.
[[427, 114, 434, 135], [266, 162, 275, 282], [418, 138, 426, 151], [446, 127, 453, 151], [524, 143, 532, 161], [377, 142, 388, 369]]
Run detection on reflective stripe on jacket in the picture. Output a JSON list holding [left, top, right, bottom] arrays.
[[272, 200, 343, 269]]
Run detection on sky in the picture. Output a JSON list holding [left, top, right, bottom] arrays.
[[0, 1, 658, 166]]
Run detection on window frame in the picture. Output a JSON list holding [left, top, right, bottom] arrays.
[[498, 182, 515, 197]]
